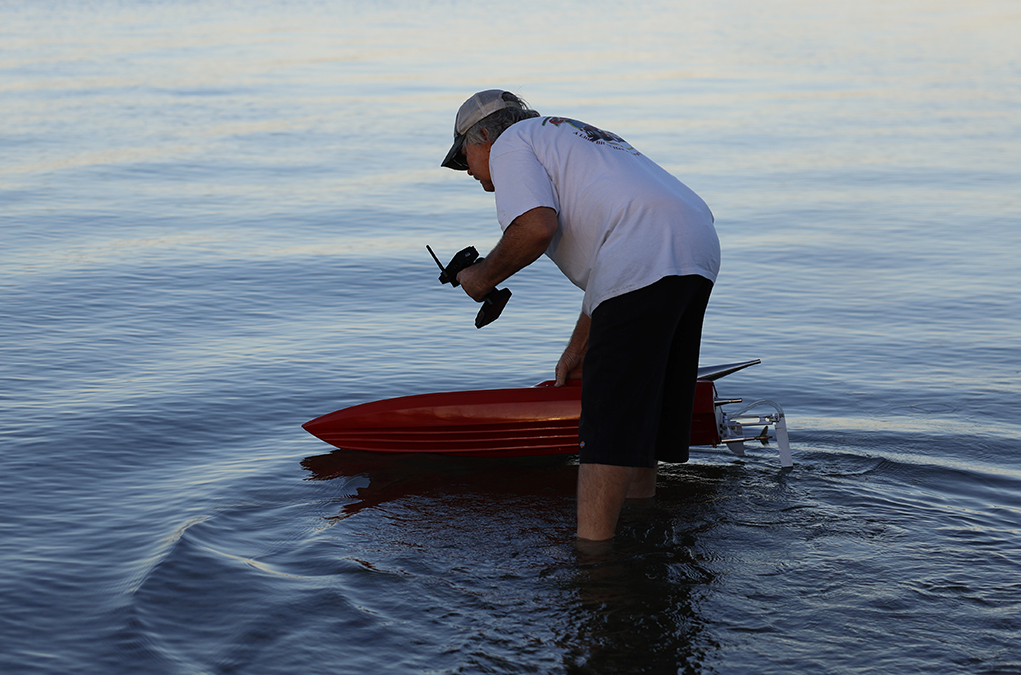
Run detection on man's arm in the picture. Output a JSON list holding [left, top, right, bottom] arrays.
[[456, 206, 557, 301], [555, 311, 590, 386]]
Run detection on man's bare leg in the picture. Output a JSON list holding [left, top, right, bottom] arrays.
[[626, 464, 658, 499], [577, 463, 635, 540]]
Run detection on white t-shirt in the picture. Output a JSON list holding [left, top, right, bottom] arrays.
[[489, 116, 720, 315]]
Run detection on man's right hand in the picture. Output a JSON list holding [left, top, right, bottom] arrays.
[[555, 311, 591, 386], [555, 348, 585, 386]]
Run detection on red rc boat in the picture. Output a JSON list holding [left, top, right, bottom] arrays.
[[303, 359, 792, 467]]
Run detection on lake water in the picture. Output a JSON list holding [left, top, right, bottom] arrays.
[[2, 1, 1020, 673]]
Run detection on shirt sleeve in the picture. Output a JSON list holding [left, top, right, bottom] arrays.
[[490, 146, 560, 230]]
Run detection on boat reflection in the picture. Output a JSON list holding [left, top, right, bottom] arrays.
[[301, 448, 576, 521]]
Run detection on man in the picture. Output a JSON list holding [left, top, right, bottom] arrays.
[[441, 90, 720, 541]]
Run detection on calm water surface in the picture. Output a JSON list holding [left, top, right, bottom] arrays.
[[2, 1, 1020, 673]]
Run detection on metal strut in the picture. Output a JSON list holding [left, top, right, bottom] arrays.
[[715, 397, 793, 468]]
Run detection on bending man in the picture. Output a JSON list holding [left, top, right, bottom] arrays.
[[441, 90, 721, 541]]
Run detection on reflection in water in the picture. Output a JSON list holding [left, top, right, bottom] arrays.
[[303, 449, 729, 674], [562, 485, 722, 674], [301, 448, 577, 521]]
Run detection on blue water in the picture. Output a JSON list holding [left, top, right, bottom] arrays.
[[2, 1, 1020, 673]]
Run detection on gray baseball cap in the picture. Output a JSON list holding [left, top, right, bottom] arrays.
[[441, 90, 514, 170]]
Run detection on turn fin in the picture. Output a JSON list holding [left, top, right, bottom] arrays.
[[697, 359, 762, 381]]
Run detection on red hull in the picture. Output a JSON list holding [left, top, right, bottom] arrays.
[[303, 380, 720, 457]]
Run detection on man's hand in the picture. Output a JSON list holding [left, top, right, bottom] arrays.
[[456, 262, 492, 302], [555, 311, 591, 386], [555, 347, 585, 386], [456, 206, 558, 302]]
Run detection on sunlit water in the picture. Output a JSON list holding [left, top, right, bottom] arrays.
[[2, 1, 1020, 673]]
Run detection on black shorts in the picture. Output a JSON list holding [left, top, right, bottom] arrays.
[[578, 274, 714, 467]]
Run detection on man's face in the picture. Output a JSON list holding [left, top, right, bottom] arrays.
[[463, 140, 494, 192]]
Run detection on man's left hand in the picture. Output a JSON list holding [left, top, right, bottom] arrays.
[[455, 206, 558, 303], [456, 262, 492, 302]]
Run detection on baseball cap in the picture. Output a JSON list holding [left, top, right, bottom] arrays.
[[441, 90, 514, 170]]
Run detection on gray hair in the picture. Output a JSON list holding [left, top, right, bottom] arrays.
[[464, 92, 540, 145]]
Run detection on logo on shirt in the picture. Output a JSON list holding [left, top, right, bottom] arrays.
[[542, 117, 641, 156]]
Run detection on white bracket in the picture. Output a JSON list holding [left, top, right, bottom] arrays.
[[716, 398, 793, 468]]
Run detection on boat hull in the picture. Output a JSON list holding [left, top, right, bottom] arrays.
[[303, 379, 720, 458]]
